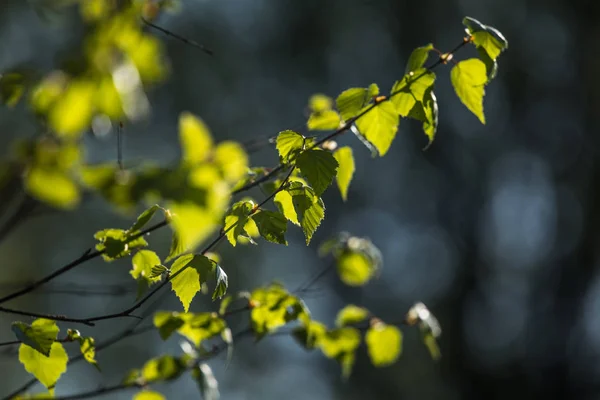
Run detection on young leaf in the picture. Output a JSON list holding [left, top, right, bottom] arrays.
[[179, 111, 213, 165], [317, 327, 361, 378], [307, 110, 341, 131], [0, 72, 27, 107], [11, 319, 59, 357], [365, 322, 402, 367], [250, 284, 307, 337], [274, 189, 300, 226], [333, 147, 355, 201], [336, 87, 369, 122], [336, 251, 376, 286], [25, 167, 79, 209], [213, 265, 228, 300], [133, 391, 166, 400], [391, 69, 436, 117], [251, 210, 288, 245], [355, 101, 399, 156], [405, 43, 434, 73], [406, 89, 439, 147], [276, 130, 304, 162], [296, 149, 339, 197], [129, 205, 161, 233], [192, 363, 220, 400], [224, 200, 254, 246], [67, 330, 99, 370], [214, 141, 249, 184], [167, 201, 220, 260], [335, 305, 369, 327], [94, 228, 148, 261], [142, 355, 184, 383], [19, 342, 68, 391], [308, 94, 334, 113], [178, 313, 227, 346], [153, 312, 185, 340], [170, 254, 214, 312], [450, 58, 487, 124], [463, 17, 508, 79], [131, 250, 163, 298], [367, 83, 380, 98], [286, 182, 325, 245]]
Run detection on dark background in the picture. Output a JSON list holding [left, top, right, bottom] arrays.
[[0, 0, 599, 399]]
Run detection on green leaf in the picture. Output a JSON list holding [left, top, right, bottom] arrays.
[[150, 264, 168, 278], [276, 130, 304, 162], [129, 205, 161, 233], [336, 251, 376, 286], [365, 323, 402, 367], [11, 319, 59, 357], [94, 228, 148, 261], [142, 355, 184, 383], [367, 83, 380, 98], [170, 254, 214, 312], [19, 342, 68, 391], [296, 149, 339, 197], [67, 330, 99, 370], [179, 111, 213, 165], [463, 17, 508, 62], [212, 265, 228, 300], [251, 210, 288, 245], [450, 58, 487, 124], [250, 284, 308, 337], [224, 200, 254, 246], [307, 110, 341, 131], [192, 363, 220, 400], [423, 332, 441, 361], [286, 182, 325, 245], [167, 201, 221, 260], [133, 391, 166, 400], [214, 141, 249, 184], [406, 89, 439, 148], [336, 87, 369, 122], [405, 43, 434, 73], [293, 320, 326, 350], [308, 94, 333, 113], [335, 305, 369, 327], [153, 312, 185, 340], [333, 147, 355, 201], [48, 79, 95, 139], [25, 167, 79, 209], [391, 69, 436, 117], [131, 250, 163, 299], [355, 101, 399, 156], [317, 327, 361, 378], [274, 190, 299, 226]]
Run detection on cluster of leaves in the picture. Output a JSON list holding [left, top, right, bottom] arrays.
[[0, 6, 508, 399]]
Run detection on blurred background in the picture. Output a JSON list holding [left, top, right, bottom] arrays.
[[0, 0, 599, 399]]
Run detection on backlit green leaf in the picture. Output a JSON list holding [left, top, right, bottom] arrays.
[[251, 210, 288, 245], [276, 130, 304, 162], [94, 228, 148, 261], [131, 250, 162, 298], [286, 182, 325, 245], [333, 147, 354, 201], [450, 58, 487, 124], [214, 141, 249, 184], [274, 189, 300, 226], [133, 391, 165, 400], [463, 17, 508, 62], [318, 327, 361, 378], [308, 94, 333, 113], [11, 319, 58, 357], [296, 149, 338, 197], [335, 305, 369, 327], [406, 89, 439, 147], [365, 323, 402, 367], [179, 112, 213, 165], [19, 342, 68, 391], [25, 167, 79, 209], [336, 251, 376, 286], [391, 69, 436, 117], [224, 200, 254, 246], [130, 205, 162, 233], [153, 312, 185, 340], [0, 72, 26, 107], [355, 101, 399, 156], [336, 87, 369, 122], [250, 284, 307, 337], [307, 110, 341, 131], [142, 355, 184, 383], [48, 79, 95, 140], [170, 254, 214, 312], [405, 43, 434, 73]]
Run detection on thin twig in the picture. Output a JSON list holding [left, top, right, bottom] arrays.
[[141, 17, 213, 55]]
